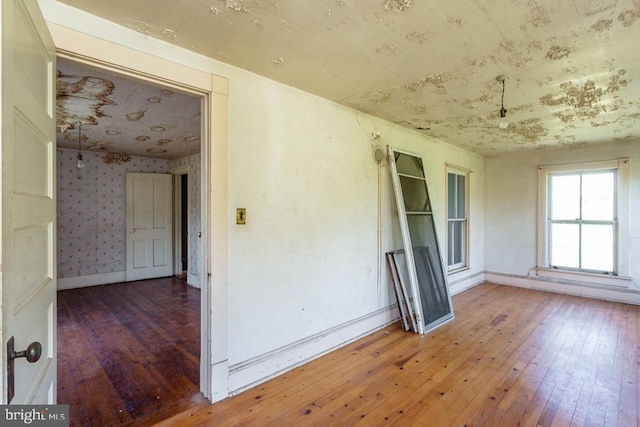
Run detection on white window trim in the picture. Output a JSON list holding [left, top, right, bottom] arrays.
[[537, 159, 632, 287], [446, 165, 470, 274]]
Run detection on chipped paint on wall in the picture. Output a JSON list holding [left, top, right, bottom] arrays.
[[375, 43, 397, 55], [405, 72, 455, 94], [102, 153, 133, 164], [583, 0, 618, 16], [126, 109, 147, 121], [405, 31, 429, 44], [504, 118, 548, 143], [87, 141, 113, 151], [545, 45, 573, 60], [448, 16, 465, 27], [222, 0, 251, 13], [384, 0, 414, 13], [146, 148, 167, 154], [591, 18, 614, 33], [527, 1, 551, 27], [361, 88, 396, 103], [540, 69, 631, 123], [618, 1, 640, 27]]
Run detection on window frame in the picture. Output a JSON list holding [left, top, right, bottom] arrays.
[[537, 159, 631, 287], [445, 165, 470, 274]]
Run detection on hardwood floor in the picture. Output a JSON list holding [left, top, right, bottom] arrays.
[[57, 276, 204, 426], [157, 283, 639, 427]]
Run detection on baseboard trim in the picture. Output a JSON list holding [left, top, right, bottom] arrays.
[[57, 271, 126, 290], [448, 270, 485, 296], [187, 272, 201, 288], [228, 305, 399, 395], [485, 271, 640, 305]]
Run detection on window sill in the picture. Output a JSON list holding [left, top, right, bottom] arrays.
[[536, 268, 632, 288]]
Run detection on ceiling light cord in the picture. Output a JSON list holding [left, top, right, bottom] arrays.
[[76, 122, 85, 169], [496, 75, 509, 129], [500, 79, 506, 117]]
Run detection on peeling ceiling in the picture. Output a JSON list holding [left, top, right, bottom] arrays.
[[55, 0, 640, 155], [56, 58, 201, 160]]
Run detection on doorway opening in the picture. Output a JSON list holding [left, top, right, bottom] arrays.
[[181, 175, 188, 274], [55, 56, 207, 422]]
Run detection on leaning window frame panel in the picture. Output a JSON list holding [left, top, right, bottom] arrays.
[[388, 145, 454, 334]]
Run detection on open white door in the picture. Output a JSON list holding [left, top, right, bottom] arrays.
[[126, 173, 173, 281], [1, 0, 57, 404]]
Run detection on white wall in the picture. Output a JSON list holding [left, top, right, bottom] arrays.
[[40, 0, 485, 395], [226, 80, 486, 362], [485, 141, 640, 292]]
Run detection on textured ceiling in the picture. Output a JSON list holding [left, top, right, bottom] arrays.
[[56, 58, 201, 160], [55, 0, 640, 155]]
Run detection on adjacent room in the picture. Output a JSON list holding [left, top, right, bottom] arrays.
[[2, 0, 639, 425], [55, 58, 206, 424]]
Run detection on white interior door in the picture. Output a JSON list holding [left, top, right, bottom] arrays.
[[1, 0, 57, 404], [126, 173, 173, 281]]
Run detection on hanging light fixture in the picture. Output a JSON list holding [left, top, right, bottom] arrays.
[[76, 122, 85, 169], [496, 75, 509, 129]]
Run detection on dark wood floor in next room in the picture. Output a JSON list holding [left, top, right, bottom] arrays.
[[57, 276, 204, 426], [157, 283, 639, 427]]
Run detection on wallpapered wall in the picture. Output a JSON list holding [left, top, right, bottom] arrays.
[[57, 149, 201, 285]]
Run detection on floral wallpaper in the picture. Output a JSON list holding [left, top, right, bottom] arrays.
[[169, 153, 201, 281], [57, 149, 171, 278]]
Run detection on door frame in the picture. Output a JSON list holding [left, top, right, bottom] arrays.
[[48, 24, 230, 401], [171, 166, 192, 283]]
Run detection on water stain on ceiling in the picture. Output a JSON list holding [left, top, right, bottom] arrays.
[[56, 58, 201, 160], [55, 0, 640, 155]]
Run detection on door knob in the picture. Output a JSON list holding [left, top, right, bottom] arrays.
[[6, 337, 42, 403], [11, 341, 42, 363]]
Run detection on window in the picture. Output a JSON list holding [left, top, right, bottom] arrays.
[[537, 159, 630, 286], [446, 167, 469, 272]]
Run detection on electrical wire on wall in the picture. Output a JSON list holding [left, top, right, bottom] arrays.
[[374, 145, 385, 307]]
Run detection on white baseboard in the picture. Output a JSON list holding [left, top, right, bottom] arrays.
[[228, 305, 399, 395], [485, 271, 640, 305], [187, 272, 201, 288], [448, 270, 485, 296], [57, 271, 126, 290]]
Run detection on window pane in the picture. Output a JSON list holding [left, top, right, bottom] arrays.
[[447, 222, 455, 265], [550, 223, 579, 268], [550, 175, 580, 220], [453, 221, 464, 265], [447, 173, 456, 219], [582, 224, 613, 272], [457, 175, 466, 218], [395, 153, 424, 177], [582, 172, 614, 220], [447, 221, 465, 267], [400, 176, 430, 212]]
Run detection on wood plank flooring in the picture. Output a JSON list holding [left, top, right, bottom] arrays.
[[157, 283, 639, 427], [57, 276, 204, 426]]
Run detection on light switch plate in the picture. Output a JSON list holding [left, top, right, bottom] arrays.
[[236, 208, 246, 225]]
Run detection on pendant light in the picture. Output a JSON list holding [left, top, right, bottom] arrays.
[[76, 122, 85, 169], [496, 75, 509, 129]]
